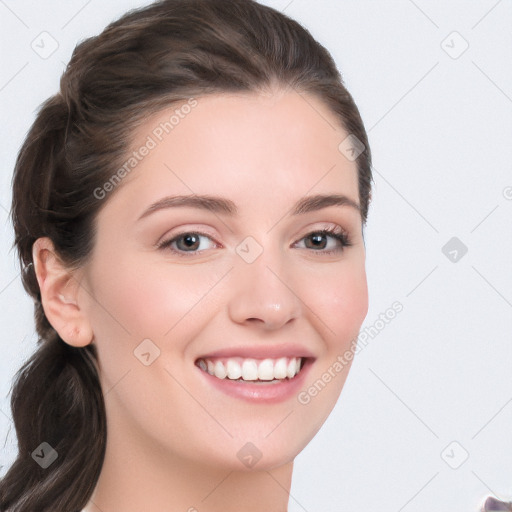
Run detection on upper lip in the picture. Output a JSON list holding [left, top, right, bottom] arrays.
[[196, 344, 316, 361]]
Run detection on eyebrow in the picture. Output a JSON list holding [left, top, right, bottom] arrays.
[[137, 193, 361, 221]]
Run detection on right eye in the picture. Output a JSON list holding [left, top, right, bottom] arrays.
[[156, 231, 219, 257]]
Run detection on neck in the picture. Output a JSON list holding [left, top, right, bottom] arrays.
[[84, 420, 294, 512]]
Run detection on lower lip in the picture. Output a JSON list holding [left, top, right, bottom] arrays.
[[196, 358, 314, 404]]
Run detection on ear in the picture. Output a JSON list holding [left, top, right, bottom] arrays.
[[32, 237, 93, 347]]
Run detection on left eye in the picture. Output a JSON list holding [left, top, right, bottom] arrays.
[[157, 228, 351, 257], [294, 229, 351, 253]]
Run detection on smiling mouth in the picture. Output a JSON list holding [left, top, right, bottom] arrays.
[[195, 356, 307, 383]]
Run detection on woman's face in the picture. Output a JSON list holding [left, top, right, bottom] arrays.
[[79, 88, 368, 471]]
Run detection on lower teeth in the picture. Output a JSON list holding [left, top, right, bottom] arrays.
[[233, 378, 283, 382]]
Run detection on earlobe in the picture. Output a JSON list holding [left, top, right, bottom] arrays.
[[32, 237, 93, 348]]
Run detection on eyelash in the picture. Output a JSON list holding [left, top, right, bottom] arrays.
[[156, 226, 352, 258]]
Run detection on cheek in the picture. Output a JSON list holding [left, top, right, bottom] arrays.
[[294, 265, 367, 432], [309, 261, 368, 348], [85, 252, 225, 350]]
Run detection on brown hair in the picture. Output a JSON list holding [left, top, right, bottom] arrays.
[[0, 0, 372, 510]]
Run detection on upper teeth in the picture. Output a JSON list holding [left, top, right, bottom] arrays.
[[197, 357, 303, 381]]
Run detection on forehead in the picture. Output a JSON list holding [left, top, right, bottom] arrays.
[[98, 89, 360, 222]]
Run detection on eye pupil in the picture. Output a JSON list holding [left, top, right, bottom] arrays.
[[307, 233, 326, 249], [180, 234, 199, 250]]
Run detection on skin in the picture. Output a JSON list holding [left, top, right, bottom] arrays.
[[33, 87, 368, 512]]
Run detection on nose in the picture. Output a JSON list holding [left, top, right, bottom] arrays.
[[227, 244, 302, 331]]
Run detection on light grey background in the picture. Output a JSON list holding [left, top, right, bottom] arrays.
[[1, 1, 511, 510]]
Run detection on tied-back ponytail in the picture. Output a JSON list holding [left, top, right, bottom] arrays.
[[1, 0, 372, 509], [1, 339, 105, 511], [1, 91, 107, 512]]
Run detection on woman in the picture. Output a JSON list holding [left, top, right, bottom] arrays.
[[0, 0, 372, 510]]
